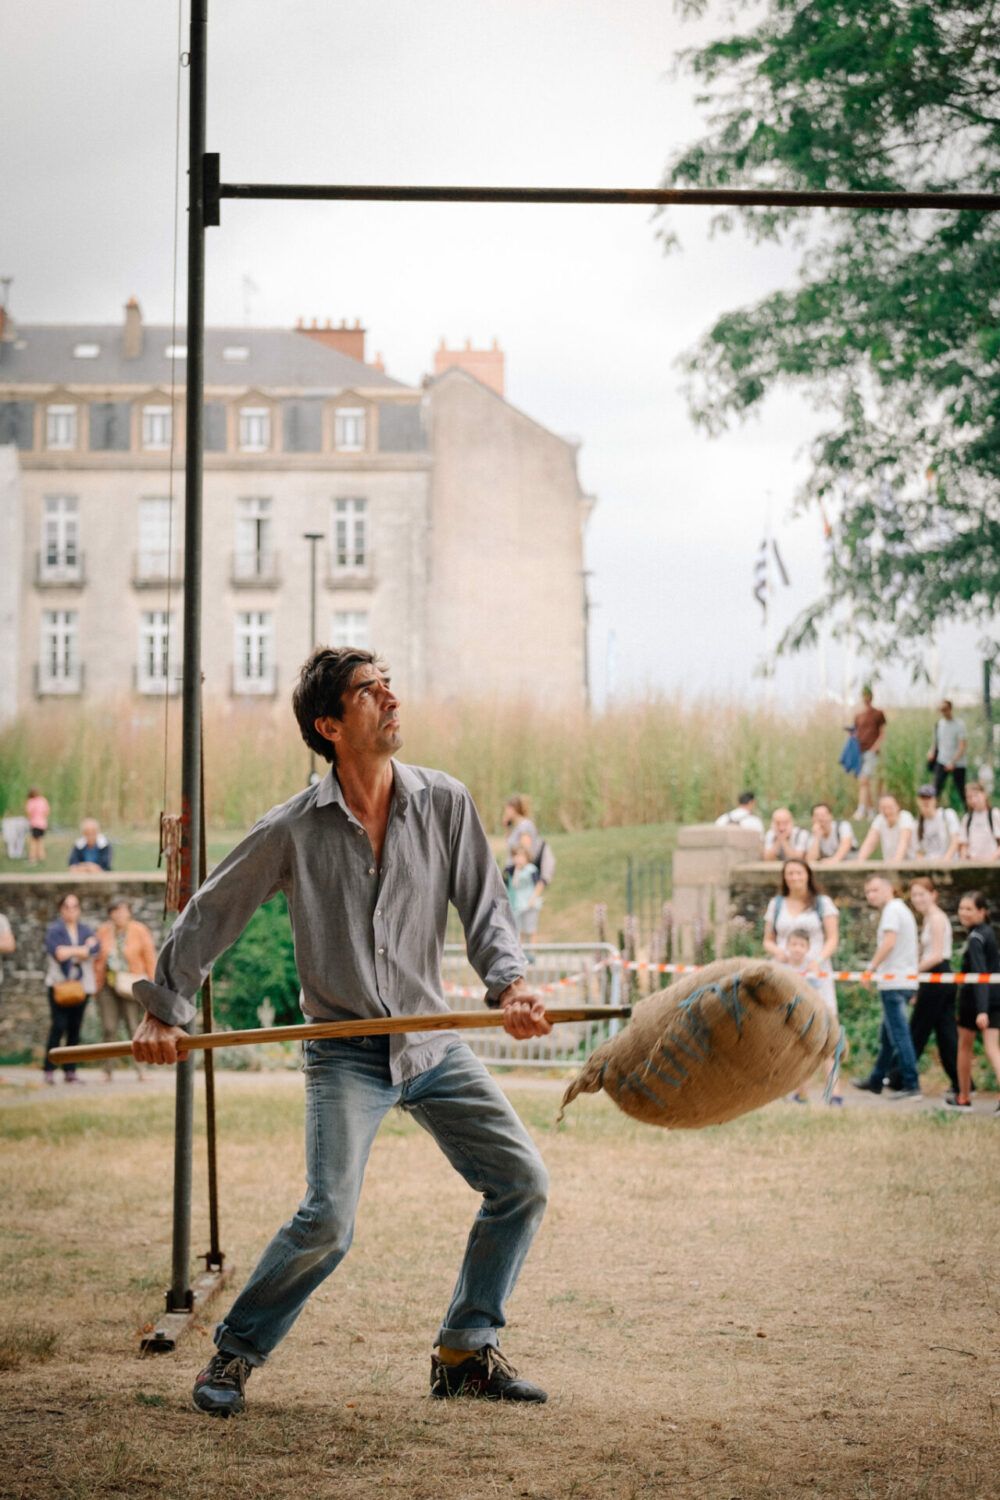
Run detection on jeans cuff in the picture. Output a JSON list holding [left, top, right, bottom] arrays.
[[436, 1326, 500, 1352], [214, 1322, 267, 1367]]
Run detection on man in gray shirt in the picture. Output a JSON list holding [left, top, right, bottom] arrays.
[[927, 699, 968, 805], [133, 647, 551, 1414]]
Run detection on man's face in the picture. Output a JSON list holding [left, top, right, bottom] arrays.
[[62, 896, 81, 922], [940, 702, 952, 718], [320, 663, 401, 761], [865, 880, 889, 909], [81, 820, 99, 845], [773, 810, 793, 837], [814, 806, 832, 829]]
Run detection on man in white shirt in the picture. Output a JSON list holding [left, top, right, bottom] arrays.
[[927, 700, 967, 805], [857, 794, 915, 863], [806, 802, 855, 864], [763, 808, 809, 862], [714, 791, 765, 837], [913, 786, 961, 861], [852, 875, 921, 1099]]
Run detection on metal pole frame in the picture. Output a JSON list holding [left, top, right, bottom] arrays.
[[162, 2, 1000, 1323], [303, 531, 324, 784]]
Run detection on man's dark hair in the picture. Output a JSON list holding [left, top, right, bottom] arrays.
[[811, 801, 831, 815], [738, 791, 756, 806], [292, 646, 386, 765]]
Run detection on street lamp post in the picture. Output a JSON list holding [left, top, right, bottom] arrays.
[[303, 531, 324, 784]]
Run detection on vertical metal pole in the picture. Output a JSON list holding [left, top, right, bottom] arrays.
[[303, 532, 323, 783], [168, 0, 208, 1315]]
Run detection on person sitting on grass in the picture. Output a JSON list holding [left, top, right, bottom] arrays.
[[857, 793, 915, 864], [948, 891, 1000, 1113], [852, 875, 921, 1101], [806, 802, 855, 864], [68, 817, 113, 874], [782, 926, 843, 1106]]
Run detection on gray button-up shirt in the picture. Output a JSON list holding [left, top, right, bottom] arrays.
[[134, 761, 525, 1082]]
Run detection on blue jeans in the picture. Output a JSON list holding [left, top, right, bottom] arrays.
[[215, 1037, 549, 1365], [868, 989, 919, 1091]]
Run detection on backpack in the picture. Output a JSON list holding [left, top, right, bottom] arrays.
[[961, 806, 1000, 848]]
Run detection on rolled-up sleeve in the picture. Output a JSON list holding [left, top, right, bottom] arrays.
[[134, 818, 287, 1027], [448, 788, 524, 1004]]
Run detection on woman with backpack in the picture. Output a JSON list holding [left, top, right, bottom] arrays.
[[957, 782, 1000, 861]]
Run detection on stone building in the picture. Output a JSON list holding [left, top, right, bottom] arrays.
[[0, 301, 594, 717]]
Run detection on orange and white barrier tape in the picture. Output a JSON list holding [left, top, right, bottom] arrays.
[[619, 960, 1000, 984]]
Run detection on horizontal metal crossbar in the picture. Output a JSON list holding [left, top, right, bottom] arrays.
[[202, 158, 1000, 225]]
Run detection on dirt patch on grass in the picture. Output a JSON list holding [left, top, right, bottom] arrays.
[[1, 1077, 997, 1499]]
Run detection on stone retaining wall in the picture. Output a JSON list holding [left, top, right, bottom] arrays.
[[0, 873, 168, 1058]]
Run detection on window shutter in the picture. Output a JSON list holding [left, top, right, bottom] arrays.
[[377, 402, 426, 452], [204, 402, 227, 451], [0, 400, 35, 449]]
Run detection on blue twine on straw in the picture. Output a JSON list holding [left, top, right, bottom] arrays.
[[823, 1030, 847, 1104]]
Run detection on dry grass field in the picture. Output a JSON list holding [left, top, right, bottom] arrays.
[[1, 1070, 997, 1500]]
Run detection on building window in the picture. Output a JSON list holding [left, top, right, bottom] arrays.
[[137, 496, 174, 580], [331, 610, 370, 649], [142, 405, 172, 450], [234, 497, 274, 581], [238, 407, 271, 452], [138, 611, 175, 692], [234, 611, 274, 693], [40, 496, 81, 581], [46, 404, 78, 450], [334, 407, 366, 452], [40, 610, 80, 691], [332, 498, 368, 570]]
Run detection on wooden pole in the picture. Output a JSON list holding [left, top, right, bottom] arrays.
[[49, 1006, 632, 1067]]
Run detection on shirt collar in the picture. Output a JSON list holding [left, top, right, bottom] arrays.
[[314, 760, 419, 816]]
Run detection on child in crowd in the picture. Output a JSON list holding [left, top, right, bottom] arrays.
[[25, 786, 50, 865], [506, 843, 542, 947], [783, 926, 843, 1105]]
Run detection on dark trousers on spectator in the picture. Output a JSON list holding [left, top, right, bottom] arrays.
[[886, 964, 959, 1092], [44, 991, 89, 1076], [932, 761, 966, 804]]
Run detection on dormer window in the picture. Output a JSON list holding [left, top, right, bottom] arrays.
[[142, 405, 172, 451], [334, 407, 365, 452], [238, 407, 271, 452], [46, 405, 78, 450]]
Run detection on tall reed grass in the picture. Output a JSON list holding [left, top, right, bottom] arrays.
[[0, 696, 943, 833]]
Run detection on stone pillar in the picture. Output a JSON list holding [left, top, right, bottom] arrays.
[[671, 824, 764, 960]]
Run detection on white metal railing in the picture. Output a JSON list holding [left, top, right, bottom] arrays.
[[441, 942, 623, 1068]]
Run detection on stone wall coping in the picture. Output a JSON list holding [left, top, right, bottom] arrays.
[[677, 823, 763, 851], [0, 871, 165, 887], [733, 859, 997, 880]]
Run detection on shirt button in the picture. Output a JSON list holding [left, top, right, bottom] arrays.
[[368, 866, 376, 876], [378, 946, 385, 955], [375, 908, 381, 917]]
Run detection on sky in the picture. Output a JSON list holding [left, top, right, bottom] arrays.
[[3, 0, 987, 708]]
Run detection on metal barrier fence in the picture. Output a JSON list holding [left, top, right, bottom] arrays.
[[441, 943, 623, 1069]]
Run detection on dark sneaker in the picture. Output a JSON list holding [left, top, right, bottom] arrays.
[[886, 1088, 921, 1102], [193, 1352, 253, 1416], [944, 1096, 972, 1112], [430, 1346, 547, 1403], [851, 1079, 882, 1095]]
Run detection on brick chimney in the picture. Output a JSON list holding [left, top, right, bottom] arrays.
[[123, 297, 143, 359], [295, 316, 366, 364], [433, 337, 505, 397]]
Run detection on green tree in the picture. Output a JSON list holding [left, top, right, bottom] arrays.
[[662, 0, 1000, 668]]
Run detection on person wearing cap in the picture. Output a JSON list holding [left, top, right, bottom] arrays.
[[926, 700, 967, 807], [913, 785, 961, 862]]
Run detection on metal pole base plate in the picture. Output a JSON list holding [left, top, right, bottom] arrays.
[[140, 1266, 232, 1355]]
